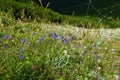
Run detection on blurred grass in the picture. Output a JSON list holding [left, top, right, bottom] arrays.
[[0, 0, 120, 28]]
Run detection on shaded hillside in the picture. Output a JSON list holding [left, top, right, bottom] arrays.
[[34, 0, 120, 17], [0, 0, 120, 28]]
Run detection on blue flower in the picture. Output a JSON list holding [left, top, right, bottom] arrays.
[[33, 32, 36, 35], [53, 33, 58, 39], [61, 38, 69, 44], [4, 35, 12, 40], [93, 52, 97, 55], [69, 37, 73, 40], [93, 45, 97, 49], [94, 55, 97, 61], [18, 54, 23, 60], [20, 38, 25, 44], [93, 52, 97, 61], [37, 35, 46, 43]]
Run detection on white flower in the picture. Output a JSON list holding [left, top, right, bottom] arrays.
[[84, 46, 86, 49], [114, 74, 119, 80], [63, 50, 67, 55], [98, 60, 101, 63], [111, 49, 115, 52], [105, 47, 107, 50], [97, 67, 101, 70]]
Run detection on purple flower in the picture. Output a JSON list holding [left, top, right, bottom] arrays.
[[94, 55, 97, 61], [18, 54, 23, 60], [93, 52, 97, 55], [93, 52, 97, 61], [33, 32, 36, 35], [37, 35, 46, 43], [4, 35, 12, 40], [20, 38, 25, 44], [61, 38, 69, 44], [93, 45, 97, 49], [69, 37, 73, 40], [53, 33, 58, 39]]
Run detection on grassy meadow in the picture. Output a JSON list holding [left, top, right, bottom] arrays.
[[0, 12, 120, 80], [0, 0, 120, 80]]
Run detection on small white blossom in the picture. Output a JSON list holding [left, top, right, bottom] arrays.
[[111, 49, 115, 52], [63, 50, 67, 55], [97, 67, 101, 70], [98, 60, 101, 63], [114, 74, 119, 80], [84, 46, 86, 49]]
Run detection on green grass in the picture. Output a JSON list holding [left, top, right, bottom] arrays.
[[0, 13, 120, 80], [0, 0, 120, 28]]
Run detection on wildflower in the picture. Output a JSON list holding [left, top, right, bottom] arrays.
[[93, 52, 97, 55], [84, 46, 86, 49], [63, 50, 67, 55], [37, 35, 46, 43], [93, 45, 97, 49], [104, 47, 107, 50], [94, 55, 97, 61], [69, 37, 73, 40], [93, 52, 97, 61], [20, 38, 25, 44], [114, 74, 119, 80], [4, 35, 12, 40], [53, 32, 58, 39], [33, 32, 36, 35], [111, 49, 115, 52], [98, 60, 101, 63], [97, 67, 101, 70], [61, 39, 69, 44], [18, 54, 23, 60]]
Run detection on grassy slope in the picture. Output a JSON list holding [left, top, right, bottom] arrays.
[[0, 0, 120, 28], [0, 11, 120, 79]]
